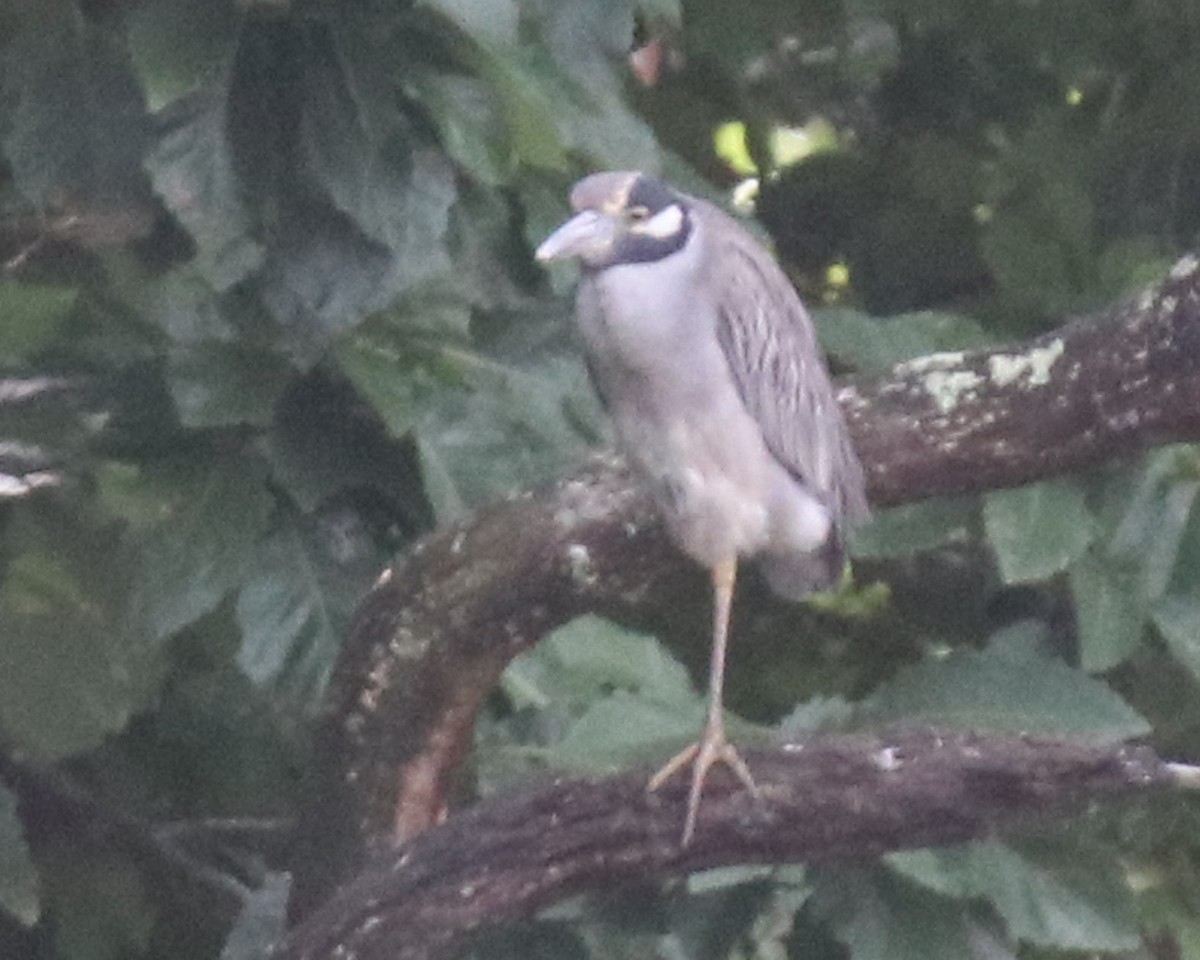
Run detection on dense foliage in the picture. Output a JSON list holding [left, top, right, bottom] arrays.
[[2, 0, 1200, 958]]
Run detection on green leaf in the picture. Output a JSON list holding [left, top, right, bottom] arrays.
[[132, 268, 228, 343], [686, 865, 775, 895], [981, 840, 1139, 950], [418, 0, 519, 47], [42, 847, 154, 960], [1108, 448, 1200, 601], [1150, 459, 1200, 681], [263, 363, 431, 524], [980, 210, 1075, 313], [543, 693, 706, 774], [146, 96, 265, 291], [407, 72, 511, 185], [479, 48, 570, 171], [502, 619, 767, 777], [413, 344, 599, 510], [777, 696, 855, 738], [1138, 879, 1200, 960], [1069, 548, 1147, 672], [1095, 235, 1175, 300], [986, 619, 1059, 662], [1065, 449, 1199, 671], [856, 646, 1148, 739], [152, 646, 303, 812], [815, 308, 990, 375], [235, 523, 341, 705], [167, 341, 292, 428], [983, 480, 1095, 583], [669, 879, 775, 960], [1028, 123, 1094, 258], [1154, 594, 1200, 684], [214, 23, 457, 351], [2, 0, 147, 207], [414, 434, 467, 523], [503, 616, 709, 775], [333, 293, 475, 441], [125, 0, 239, 111], [504, 615, 696, 711], [851, 496, 976, 559], [0, 513, 152, 760], [335, 336, 422, 438], [0, 280, 77, 361], [299, 35, 456, 281], [98, 460, 187, 529], [501, 2, 662, 171], [979, 111, 1096, 314], [888, 840, 1139, 950], [128, 456, 273, 643], [0, 785, 39, 927], [811, 867, 974, 960], [0, 596, 140, 760], [636, 0, 682, 20], [883, 848, 969, 898]]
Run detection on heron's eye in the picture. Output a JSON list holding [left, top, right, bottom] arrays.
[[628, 202, 685, 239]]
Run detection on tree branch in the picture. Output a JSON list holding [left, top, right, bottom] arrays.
[[289, 258, 1200, 920], [842, 256, 1200, 504], [279, 731, 1180, 960]]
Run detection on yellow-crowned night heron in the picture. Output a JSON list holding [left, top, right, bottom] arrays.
[[536, 171, 869, 844]]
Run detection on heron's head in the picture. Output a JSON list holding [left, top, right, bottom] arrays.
[[535, 171, 692, 270]]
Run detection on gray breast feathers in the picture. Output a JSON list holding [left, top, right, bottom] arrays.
[[692, 200, 870, 526]]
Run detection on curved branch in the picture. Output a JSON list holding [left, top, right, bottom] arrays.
[[279, 731, 1178, 960], [842, 257, 1200, 504], [291, 259, 1200, 913]]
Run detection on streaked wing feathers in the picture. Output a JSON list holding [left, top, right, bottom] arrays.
[[697, 200, 869, 525]]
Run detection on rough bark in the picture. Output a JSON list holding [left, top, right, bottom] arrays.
[[288, 258, 1200, 927], [279, 731, 1178, 960], [841, 256, 1200, 504]]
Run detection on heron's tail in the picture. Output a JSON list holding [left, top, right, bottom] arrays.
[[758, 528, 845, 601]]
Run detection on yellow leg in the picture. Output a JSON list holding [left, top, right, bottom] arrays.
[[648, 557, 761, 844]]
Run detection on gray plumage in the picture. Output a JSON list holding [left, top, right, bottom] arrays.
[[539, 171, 867, 598], [536, 170, 869, 844]]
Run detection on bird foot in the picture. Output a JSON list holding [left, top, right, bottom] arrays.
[[647, 725, 761, 846]]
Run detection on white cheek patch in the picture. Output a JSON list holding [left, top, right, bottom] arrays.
[[631, 203, 684, 239]]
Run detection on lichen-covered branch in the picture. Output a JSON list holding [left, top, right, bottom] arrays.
[[843, 256, 1200, 504], [279, 732, 1178, 960], [290, 258, 1200, 914]]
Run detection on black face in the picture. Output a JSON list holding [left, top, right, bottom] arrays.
[[627, 175, 681, 216], [607, 175, 692, 267]]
